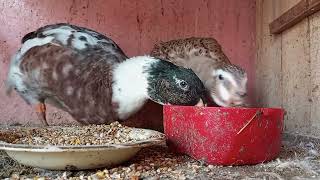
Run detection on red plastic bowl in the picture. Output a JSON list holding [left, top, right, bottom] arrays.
[[163, 106, 284, 166]]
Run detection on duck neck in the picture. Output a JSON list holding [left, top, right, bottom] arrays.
[[112, 56, 159, 120]]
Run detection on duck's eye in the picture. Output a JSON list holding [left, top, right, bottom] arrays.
[[218, 74, 224, 80], [179, 81, 188, 88]]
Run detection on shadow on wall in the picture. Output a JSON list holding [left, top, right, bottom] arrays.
[[123, 101, 164, 132]]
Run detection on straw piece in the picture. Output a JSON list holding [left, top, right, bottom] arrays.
[[237, 110, 262, 135]]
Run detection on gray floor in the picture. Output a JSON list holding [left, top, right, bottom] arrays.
[[1, 133, 320, 180]]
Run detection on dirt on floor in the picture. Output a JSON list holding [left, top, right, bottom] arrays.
[[1, 133, 320, 180]]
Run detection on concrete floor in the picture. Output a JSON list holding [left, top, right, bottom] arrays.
[[1, 133, 320, 179]]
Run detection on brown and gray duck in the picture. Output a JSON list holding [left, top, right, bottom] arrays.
[[6, 23, 207, 126], [150, 37, 248, 107]]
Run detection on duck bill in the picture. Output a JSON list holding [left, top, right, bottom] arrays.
[[195, 98, 207, 107]]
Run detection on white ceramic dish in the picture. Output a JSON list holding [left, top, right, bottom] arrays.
[[0, 127, 165, 170]]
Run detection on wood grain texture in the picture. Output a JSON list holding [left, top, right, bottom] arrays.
[[309, 11, 320, 136], [281, 17, 311, 135], [257, 0, 320, 137], [270, 0, 320, 34], [255, 0, 282, 107]]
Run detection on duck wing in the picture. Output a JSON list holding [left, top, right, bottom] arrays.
[[21, 23, 128, 61], [150, 37, 231, 66], [18, 43, 119, 124]]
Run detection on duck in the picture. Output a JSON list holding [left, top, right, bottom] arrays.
[[150, 37, 248, 107], [6, 23, 207, 126]]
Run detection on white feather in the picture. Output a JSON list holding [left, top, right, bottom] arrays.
[[7, 34, 55, 97], [211, 84, 231, 107], [73, 32, 98, 47], [212, 95, 227, 107], [219, 84, 231, 101], [42, 27, 72, 45], [112, 56, 158, 119], [6, 53, 25, 94], [213, 69, 238, 87], [20, 36, 54, 56], [6, 53, 39, 104]]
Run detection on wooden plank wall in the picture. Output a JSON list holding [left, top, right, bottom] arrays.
[[256, 0, 320, 137]]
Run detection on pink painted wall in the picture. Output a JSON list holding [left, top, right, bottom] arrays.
[[0, 0, 256, 128]]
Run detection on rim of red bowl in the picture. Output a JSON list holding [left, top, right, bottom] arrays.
[[163, 105, 284, 111]]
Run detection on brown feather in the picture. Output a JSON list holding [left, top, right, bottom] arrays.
[[20, 44, 118, 124]]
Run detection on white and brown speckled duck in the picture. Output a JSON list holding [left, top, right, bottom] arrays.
[[150, 37, 248, 107], [6, 23, 207, 126]]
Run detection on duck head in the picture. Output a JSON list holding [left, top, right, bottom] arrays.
[[112, 56, 208, 120], [146, 59, 207, 106]]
